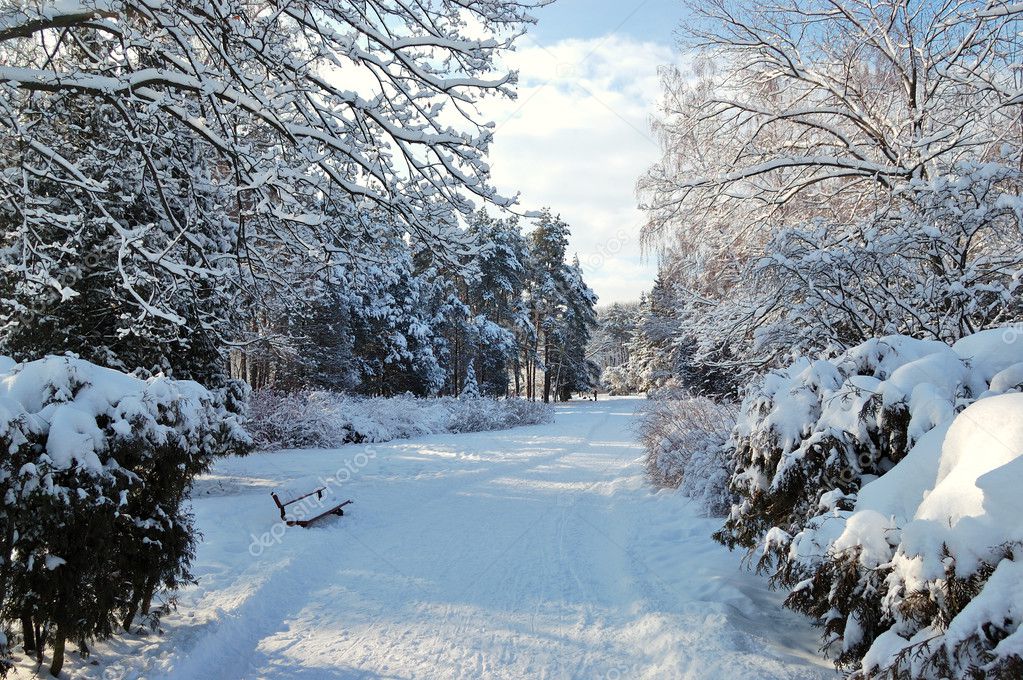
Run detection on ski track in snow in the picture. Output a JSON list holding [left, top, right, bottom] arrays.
[[25, 397, 836, 680]]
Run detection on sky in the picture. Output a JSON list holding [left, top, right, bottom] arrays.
[[483, 0, 686, 304]]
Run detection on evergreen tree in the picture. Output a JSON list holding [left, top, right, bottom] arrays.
[[0, 92, 238, 386], [550, 256, 599, 401], [529, 210, 570, 402], [460, 362, 481, 399], [518, 211, 600, 402], [466, 211, 531, 396]]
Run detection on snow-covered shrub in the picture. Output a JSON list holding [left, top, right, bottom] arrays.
[[716, 329, 1023, 674], [0, 355, 247, 675], [602, 365, 640, 395], [248, 390, 553, 450], [638, 396, 737, 515], [847, 394, 1023, 678], [645, 378, 690, 401], [447, 396, 552, 434]]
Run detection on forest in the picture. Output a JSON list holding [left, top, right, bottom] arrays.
[[3, 0, 1023, 678]]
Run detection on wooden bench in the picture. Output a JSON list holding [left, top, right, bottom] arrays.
[[271, 477, 353, 528]]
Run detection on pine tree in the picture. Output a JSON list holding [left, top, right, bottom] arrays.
[[550, 256, 599, 401], [529, 210, 570, 402], [466, 211, 530, 396], [460, 362, 481, 399], [0, 91, 238, 386]]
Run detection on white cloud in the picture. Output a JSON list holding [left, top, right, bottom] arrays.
[[481, 34, 675, 304]]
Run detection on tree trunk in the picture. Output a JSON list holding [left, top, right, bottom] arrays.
[[513, 352, 521, 396], [553, 349, 563, 401], [21, 611, 34, 653], [123, 586, 145, 631], [525, 355, 532, 401], [48, 629, 65, 677], [454, 333, 461, 395], [140, 574, 158, 617], [542, 341, 551, 403], [35, 623, 46, 664]]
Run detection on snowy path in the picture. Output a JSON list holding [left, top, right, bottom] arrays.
[[76, 397, 832, 679]]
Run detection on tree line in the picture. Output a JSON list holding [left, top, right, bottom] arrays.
[[234, 208, 598, 402], [0, 0, 596, 403]]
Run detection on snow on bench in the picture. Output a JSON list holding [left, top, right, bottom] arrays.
[[270, 476, 352, 528]]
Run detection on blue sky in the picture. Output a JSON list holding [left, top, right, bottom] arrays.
[[482, 1, 685, 304], [530, 0, 685, 45]]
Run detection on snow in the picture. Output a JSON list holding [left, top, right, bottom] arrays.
[[811, 393, 1023, 675], [943, 555, 1023, 662], [829, 510, 898, 570], [0, 355, 167, 472], [952, 328, 1023, 383], [0, 353, 245, 465], [894, 393, 1023, 583], [987, 361, 1023, 395], [851, 422, 950, 524], [25, 398, 832, 679]]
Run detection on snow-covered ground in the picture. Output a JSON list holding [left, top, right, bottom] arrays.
[[25, 397, 834, 679]]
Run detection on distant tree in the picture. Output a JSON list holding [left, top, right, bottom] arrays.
[[529, 210, 570, 402], [460, 362, 482, 399], [467, 211, 531, 396], [550, 257, 600, 401], [591, 303, 642, 372]]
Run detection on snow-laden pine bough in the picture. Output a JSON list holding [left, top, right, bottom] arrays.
[[271, 476, 353, 528], [0, 355, 248, 677]]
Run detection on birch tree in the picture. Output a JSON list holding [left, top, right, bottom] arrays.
[[640, 0, 1023, 250], [638, 0, 1023, 385]]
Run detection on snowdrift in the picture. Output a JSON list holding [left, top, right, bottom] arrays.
[[248, 390, 554, 450], [715, 329, 1023, 676]]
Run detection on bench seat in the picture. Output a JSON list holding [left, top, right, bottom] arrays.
[[271, 476, 352, 527]]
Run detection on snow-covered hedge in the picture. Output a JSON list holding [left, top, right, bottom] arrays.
[[851, 394, 1023, 678], [714, 329, 1023, 676], [638, 396, 737, 515], [0, 355, 248, 675], [247, 390, 553, 450]]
